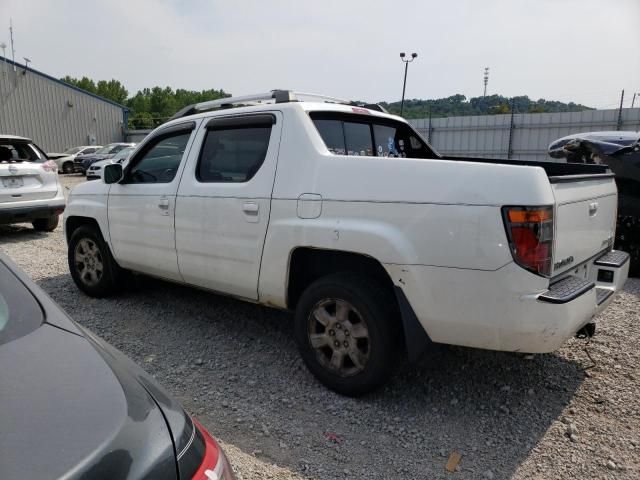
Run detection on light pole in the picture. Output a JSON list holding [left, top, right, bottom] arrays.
[[399, 52, 417, 116], [632, 92, 639, 109]]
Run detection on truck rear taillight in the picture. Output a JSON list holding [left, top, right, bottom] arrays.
[[502, 206, 554, 277]]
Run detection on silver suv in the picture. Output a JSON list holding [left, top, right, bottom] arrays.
[[0, 135, 66, 231]]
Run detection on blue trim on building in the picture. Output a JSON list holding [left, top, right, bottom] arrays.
[[0, 55, 129, 111]]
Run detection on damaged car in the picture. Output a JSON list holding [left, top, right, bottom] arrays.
[[549, 131, 640, 276]]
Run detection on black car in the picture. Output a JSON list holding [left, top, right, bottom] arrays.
[[0, 254, 234, 479], [74, 143, 135, 174], [549, 131, 640, 276]]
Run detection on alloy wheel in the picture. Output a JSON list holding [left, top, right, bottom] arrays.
[[74, 238, 104, 286], [307, 298, 370, 377]]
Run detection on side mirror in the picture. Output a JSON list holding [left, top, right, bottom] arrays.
[[103, 163, 123, 184]]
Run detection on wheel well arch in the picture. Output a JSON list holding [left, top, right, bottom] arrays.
[[65, 216, 103, 243], [286, 247, 395, 310]]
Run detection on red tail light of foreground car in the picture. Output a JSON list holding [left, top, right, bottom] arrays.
[[191, 418, 235, 480]]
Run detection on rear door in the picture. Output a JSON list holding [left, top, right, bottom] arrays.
[[0, 142, 58, 204], [175, 112, 282, 300], [551, 177, 618, 276], [107, 122, 197, 281]]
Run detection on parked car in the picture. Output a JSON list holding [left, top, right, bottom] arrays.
[[65, 90, 629, 396], [74, 142, 135, 175], [548, 131, 640, 276], [87, 146, 136, 180], [0, 134, 65, 231], [48, 145, 102, 174], [0, 253, 235, 479]]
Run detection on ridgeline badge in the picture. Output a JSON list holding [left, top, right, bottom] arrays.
[[554, 256, 574, 271]]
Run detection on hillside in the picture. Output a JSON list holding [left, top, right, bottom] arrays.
[[59, 76, 594, 125], [380, 94, 593, 118]]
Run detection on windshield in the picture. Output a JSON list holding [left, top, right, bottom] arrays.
[[94, 146, 110, 154], [64, 146, 82, 155], [0, 261, 44, 346], [113, 147, 134, 161]]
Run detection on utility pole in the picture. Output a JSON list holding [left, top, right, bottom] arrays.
[[9, 18, 16, 71], [0, 42, 6, 77], [507, 97, 516, 159], [632, 92, 638, 109], [616, 89, 624, 131], [483, 67, 489, 98], [399, 52, 418, 117]]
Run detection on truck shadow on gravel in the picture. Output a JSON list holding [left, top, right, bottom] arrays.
[[0, 225, 51, 242], [37, 273, 588, 480]]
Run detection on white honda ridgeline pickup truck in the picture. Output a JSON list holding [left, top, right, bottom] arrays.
[[64, 90, 629, 396]]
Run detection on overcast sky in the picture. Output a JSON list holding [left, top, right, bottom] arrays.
[[1, 0, 639, 108]]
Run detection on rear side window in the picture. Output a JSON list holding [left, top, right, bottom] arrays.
[[310, 112, 436, 159], [344, 122, 374, 156], [197, 124, 272, 183]]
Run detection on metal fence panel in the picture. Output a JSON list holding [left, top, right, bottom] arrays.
[[410, 108, 640, 161]]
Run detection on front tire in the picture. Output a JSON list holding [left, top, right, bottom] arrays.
[[32, 215, 59, 232], [294, 273, 401, 396], [62, 161, 74, 174], [68, 225, 122, 297]]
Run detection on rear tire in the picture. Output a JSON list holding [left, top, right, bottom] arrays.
[[68, 225, 123, 297], [62, 162, 74, 174], [294, 273, 401, 396], [32, 215, 59, 232]]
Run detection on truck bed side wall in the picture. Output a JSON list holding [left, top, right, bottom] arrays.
[[258, 109, 556, 308]]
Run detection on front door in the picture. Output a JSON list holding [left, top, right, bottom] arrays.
[[108, 123, 197, 281], [175, 112, 282, 299]]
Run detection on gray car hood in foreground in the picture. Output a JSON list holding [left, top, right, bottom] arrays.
[[0, 256, 179, 480], [0, 325, 177, 479]]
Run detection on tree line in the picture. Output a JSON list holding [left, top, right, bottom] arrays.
[[61, 76, 592, 128], [381, 94, 592, 118], [61, 76, 230, 129]]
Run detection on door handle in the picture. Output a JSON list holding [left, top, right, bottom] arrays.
[[242, 202, 259, 214], [242, 202, 259, 223], [158, 197, 170, 211]]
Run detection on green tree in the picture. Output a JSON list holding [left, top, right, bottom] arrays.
[[381, 93, 592, 118], [96, 79, 128, 104], [129, 112, 154, 129], [61, 76, 97, 94]]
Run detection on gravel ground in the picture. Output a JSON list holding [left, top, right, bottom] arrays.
[[1, 175, 639, 480]]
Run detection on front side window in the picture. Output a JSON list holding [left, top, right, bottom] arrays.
[[197, 126, 272, 183], [83, 147, 97, 154], [126, 132, 191, 184]]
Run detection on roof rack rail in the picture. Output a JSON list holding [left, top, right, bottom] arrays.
[[168, 89, 387, 120]]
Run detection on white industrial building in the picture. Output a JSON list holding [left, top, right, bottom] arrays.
[[0, 55, 128, 152]]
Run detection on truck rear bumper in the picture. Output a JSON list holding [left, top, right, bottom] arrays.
[[385, 250, 629, 354]]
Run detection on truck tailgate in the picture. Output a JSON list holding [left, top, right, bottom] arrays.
[[551, 177, 617, 276]]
